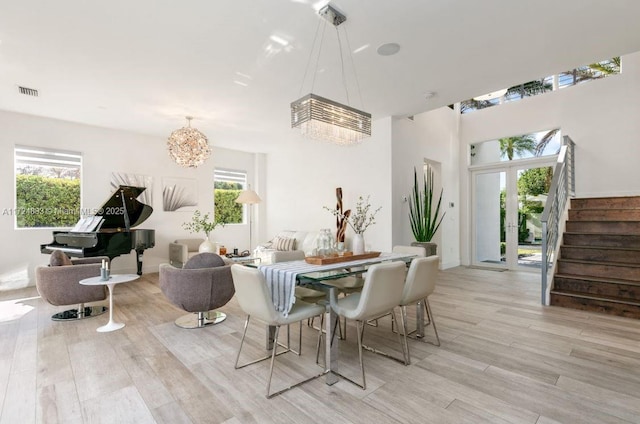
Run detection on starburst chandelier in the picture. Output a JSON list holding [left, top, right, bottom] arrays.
[[291, 4, 371, 145], [167, 116, 211, 168]]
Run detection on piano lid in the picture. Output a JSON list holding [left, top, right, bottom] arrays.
[[94, 185, 153, 230]]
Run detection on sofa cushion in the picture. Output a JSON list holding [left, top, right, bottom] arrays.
[[272, 236, 296, 251], [184, 252, 226, 269], [50, 250, 72, 266]]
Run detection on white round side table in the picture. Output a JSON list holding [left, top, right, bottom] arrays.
[[79, 273, 139, 332]]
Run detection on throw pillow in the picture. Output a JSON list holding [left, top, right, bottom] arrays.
[[49, 250, 73, 266], [184, 252, 226, 269], [273, 236, 296, 251]]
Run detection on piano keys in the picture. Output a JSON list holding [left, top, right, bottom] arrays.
[[41, 185, 155, 275]]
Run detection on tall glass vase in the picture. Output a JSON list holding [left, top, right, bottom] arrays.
[[352, 233, 365, 255]]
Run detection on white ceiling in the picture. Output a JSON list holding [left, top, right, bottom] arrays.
[[1, 0, 640, 153]]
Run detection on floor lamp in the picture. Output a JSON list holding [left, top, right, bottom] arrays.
[[235, 189, 262, 252]]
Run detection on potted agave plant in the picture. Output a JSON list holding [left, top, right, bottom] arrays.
[[409, 165, 445, 256]]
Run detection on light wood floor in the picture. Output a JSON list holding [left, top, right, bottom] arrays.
[[2, 266, 640, 424]]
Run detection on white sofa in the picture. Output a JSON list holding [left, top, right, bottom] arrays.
[[254, 230, 320, 264]]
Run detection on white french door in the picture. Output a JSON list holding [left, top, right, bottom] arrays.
[[471, 158, 555, 271]]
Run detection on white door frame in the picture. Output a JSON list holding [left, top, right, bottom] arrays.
[[470, 156, 556, 271]]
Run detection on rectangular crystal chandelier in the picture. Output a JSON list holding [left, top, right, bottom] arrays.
[[291, 5, 371, 145], [291, 94, 371, 145]]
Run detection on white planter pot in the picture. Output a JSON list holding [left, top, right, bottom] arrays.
[[199, 236, 216, 253], [352, 234, 365, 255]]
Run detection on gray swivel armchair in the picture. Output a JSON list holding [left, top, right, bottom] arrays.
[[159, 253, 235, 328], [35, 252, 108, 321]]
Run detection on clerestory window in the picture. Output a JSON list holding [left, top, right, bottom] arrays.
[[461, 57, 620, 114]]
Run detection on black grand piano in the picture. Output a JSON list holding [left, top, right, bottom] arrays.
[[41, 185, 155, 275]]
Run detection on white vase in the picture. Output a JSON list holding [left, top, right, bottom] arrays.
[[352, 233, 365, 255], [199, 235, 216, 253]]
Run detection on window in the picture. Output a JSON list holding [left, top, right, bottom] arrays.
[[461, 57, 620, 114], [213, 168, 246, 224], [13, 145, 82, 228], [470, 129, 561, 166]]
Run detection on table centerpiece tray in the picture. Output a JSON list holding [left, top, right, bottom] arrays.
[[304, 251, 381, 265]]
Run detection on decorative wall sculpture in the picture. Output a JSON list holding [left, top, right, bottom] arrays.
[[110, 172, 153, 206], [162, 177, 197, 212]]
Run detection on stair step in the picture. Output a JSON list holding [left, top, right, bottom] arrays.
[[550, 290, 640, 319], [560, 245, 640, 264], [571, 196, 640, 210], [566, 221, 640, 235], [562, 233, 640, 248], [553, 274, 640, 299], [557, 259, 640, 282], [569, 209, 640, 221], [553, 196, 640, 319]]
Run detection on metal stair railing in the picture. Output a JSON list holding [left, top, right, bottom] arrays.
[[541, 135, 575, 305]]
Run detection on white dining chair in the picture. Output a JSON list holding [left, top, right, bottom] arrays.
[[398, 256, 441, 364], [365, 245, 427, 329], [327, 261, 408, 390], [271, 249, 327, 351], [230, 264, 326, 398]]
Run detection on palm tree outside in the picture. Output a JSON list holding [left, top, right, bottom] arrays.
[[461, 57, 619, 114], [499, 135, 537, 160]]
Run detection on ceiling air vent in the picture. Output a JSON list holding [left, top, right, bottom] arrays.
[[18, 86, 39, 97]]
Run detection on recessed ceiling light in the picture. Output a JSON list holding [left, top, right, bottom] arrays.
[[234, 80, 248, 87], [377, 43, 400, 56]]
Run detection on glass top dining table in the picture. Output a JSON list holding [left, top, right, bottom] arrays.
[[251, 251, 417, 385]]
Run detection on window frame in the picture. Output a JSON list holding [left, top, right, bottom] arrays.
[[13, 145, 83, 230], [213, 168, 247, 225]]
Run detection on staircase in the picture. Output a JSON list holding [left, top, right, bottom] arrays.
[[550, 196, 640, 318]]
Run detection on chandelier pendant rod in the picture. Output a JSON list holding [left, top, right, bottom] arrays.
[[335, 24, 351, 107], [298, 18, 323, 98], [342, 27, 365, 111]]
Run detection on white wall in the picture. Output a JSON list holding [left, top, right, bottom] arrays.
[[391, 109, 461, 269], [264, 117, 394, 253], [5, 51, 637, 288], [458, 51, 640, 265], [0, 110, 257, 290]]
